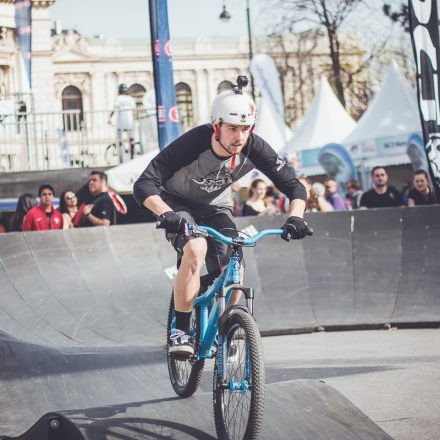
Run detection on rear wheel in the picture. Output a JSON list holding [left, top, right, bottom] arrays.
[[166, 292, 205, 397], [213, 308, 265, 440]]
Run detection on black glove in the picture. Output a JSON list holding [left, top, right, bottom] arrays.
[[281, 216, 309, 241], [158, 211, 187, 234]]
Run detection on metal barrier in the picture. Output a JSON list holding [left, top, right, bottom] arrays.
[[0, 108, 158, 172]]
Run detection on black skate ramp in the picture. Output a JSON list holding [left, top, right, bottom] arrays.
[[0, 327, 391, 439], [1, 382, 392, 440], [1, 206, 439, 438]]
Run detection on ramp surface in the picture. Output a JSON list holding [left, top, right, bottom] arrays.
[[1, 206, 439, 438], [0, 330, 391, 439]]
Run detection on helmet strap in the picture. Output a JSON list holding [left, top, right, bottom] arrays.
[[214, 123, 221, 141]]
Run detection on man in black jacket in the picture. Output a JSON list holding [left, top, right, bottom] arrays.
[[134, 76, 309, 356]]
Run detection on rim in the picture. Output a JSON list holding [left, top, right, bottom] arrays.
[[220, 324, 252, 440]]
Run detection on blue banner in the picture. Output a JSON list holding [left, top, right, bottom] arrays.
[[15, 0, 32, 88], [148, 0, 180, 150]]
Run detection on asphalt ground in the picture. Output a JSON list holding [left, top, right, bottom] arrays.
[[261, 328, 440, 440]]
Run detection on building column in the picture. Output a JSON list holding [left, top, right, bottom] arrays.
[[90, 70, 105, 111], [195, 69, 209, 125]]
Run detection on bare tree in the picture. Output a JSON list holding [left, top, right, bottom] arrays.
[[264, 0, 379, 108], [261, 29, 321, 126], [383, 2, 410, 32]]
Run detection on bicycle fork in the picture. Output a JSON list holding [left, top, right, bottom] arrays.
[[217, 284, 255, 388]]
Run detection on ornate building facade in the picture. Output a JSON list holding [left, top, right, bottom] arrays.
[[0, 0, 365, 171]]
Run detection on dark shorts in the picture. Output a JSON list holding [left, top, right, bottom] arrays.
[[161, 193, 242, 274]]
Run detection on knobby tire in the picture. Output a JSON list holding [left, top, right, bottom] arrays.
[[213, 308, 265, 440], [166, 291, 205, 397]]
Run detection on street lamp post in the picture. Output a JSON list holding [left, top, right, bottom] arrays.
[[219, 0, 256, 101]]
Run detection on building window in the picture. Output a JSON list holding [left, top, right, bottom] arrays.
[[61, 86, 83, 131], [218, 80, 233, 94], [128, 83, 146, 107], [175, 82, 194, 129]]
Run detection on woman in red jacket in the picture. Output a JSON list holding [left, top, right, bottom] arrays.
[[22, 184, 63, 231]]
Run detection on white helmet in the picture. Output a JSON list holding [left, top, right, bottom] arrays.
[[211, 89, 256, 126]]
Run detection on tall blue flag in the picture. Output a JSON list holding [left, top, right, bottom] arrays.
[[15, 0, 32, 88], [148, 0, 180, 150]]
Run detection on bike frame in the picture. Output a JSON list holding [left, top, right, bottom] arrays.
[[174, 225, 284, 382]]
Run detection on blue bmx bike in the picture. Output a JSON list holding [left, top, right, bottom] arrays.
[[166, 224, 312, 440]]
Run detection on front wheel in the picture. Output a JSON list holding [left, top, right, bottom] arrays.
[[213, 307, 265, 440], [166, 292, 205, 397]]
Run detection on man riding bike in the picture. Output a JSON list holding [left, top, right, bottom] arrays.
[[133, 76, 308, 356]]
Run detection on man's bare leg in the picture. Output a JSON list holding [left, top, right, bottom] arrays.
[[170, 238, 208, 355]]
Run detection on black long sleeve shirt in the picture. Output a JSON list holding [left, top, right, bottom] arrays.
[[133, 124, 306, 209]]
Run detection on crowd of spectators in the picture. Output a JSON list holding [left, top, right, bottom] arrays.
[[235, 166, 437, 217], [3, 170, 118, 233], [0, 166, 438, 233]]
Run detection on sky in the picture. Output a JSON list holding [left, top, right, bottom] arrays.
[[49, 0, 267, 40]]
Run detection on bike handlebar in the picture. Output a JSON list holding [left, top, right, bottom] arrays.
[[156, 220, 313, 245], [190, 225, 313, 246]]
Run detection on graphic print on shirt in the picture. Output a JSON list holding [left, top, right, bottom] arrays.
[[192, 164, 234, 193], [276, 157, 286, 172]]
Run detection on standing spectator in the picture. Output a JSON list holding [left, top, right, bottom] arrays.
[[407, 170, 437, 206], [401, 182, 412, 205], [345, 179, 363, 210], [264, 187, 279, 215], [360, 166, 403, 209], [108, 83, 136, 163], [59, 190, 83, 229], [242, 179, 277, 216], [22, 185, 63, 231], [0, 213, 7, 233], [9, 193, 37, 232], [81, 171, 116, 227], [301, 178, 333, 212], [324, 178, 347, 211]]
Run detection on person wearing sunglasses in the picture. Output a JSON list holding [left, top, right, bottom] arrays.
[[59, 190, 82, 229]]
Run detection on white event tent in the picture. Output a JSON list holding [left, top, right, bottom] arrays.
[[342, 60, 422, 171], [279, 76, 356, 176]]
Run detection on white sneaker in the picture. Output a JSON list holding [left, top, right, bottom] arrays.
[[169, 329, 194, 356]]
